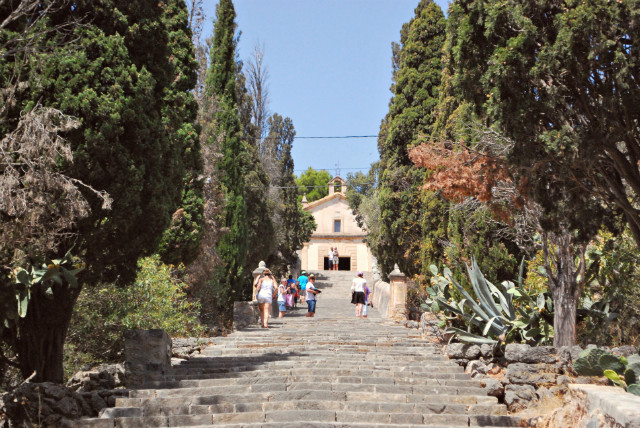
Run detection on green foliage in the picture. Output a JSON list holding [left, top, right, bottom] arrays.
[[577, 228, 640, 347], [424, 258, 553, 346], [296, 168, 332, 202], [375, 0, 448, 278], [207, 0, 250, 312], [574, 349, 640, 396], [0, 251, 83, 333], [67, 255, 204, 364], [573, 348, 612, 377]]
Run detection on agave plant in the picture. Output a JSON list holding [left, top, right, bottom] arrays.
[[423, 257, 554, 346]]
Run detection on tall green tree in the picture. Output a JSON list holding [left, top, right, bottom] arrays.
[[206, 0, 250, 309], [296, 168, 332, 202], [376, 0, 447, 277], [0, 0, 198, 382], [442, 0, 640, 346]]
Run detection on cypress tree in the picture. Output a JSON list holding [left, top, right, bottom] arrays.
[[206, 0, 249, 308], [376, 0, 447, 277]]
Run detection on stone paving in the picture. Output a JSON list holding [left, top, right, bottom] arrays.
[[67, 270, 533, 428]]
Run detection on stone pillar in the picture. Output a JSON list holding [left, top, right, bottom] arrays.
[[388, 263, 407, 321], [124, 329, 171, 387], [233, 261, 266, 330]]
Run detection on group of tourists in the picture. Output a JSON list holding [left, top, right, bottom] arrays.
[[253, 269, 321, 328], [253, 268, 372, 327], [328, 247, 339, 270]]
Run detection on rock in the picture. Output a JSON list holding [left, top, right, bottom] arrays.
[[404, 320, 419, 329], [480, 344, 495, 358], [557, 346, 583, 372], [506, 362, 559, 385], [610, 345, 638, 357], [504, 344, 557, 364], [89, 392, 107, 414], [536, 386, 554, 400], [557, 375, 572, 385], [481, 377, 505, 398], [446, 343, 481, 359], [66, 364, 124, 392], [504, 384, 537, 411], [466, 360, 489, 376]]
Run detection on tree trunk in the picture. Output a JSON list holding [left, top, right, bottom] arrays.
[[552, 287, 578, 347], [542, 231, 586, 348], [14, 282, 81, 383]]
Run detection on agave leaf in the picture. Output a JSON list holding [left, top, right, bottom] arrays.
[[446, 274, 491, 323], [467, 259, 502, 320], [483, 316, 500, 336], [446, 327, 498, 344]]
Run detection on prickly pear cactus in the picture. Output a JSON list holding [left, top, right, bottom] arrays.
[[573, 348, 608, 376], [628, 384, 640, 397], [599, 354, 626, 375]]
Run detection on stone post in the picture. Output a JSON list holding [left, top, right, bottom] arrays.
[[233, 261, 266, 330], [388, 263, 407, 321], [124, 329, 171, 387]]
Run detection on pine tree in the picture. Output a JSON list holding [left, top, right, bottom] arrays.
[[376, 0, 447, 277], [206, 0, 249, 309]]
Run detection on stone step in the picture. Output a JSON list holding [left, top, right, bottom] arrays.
[[127, 383, 490, 399], [115, 393, 499, 409], [67, 409, 526, 428], [100, 400, 506, 419], [141, 373, 478, 389]]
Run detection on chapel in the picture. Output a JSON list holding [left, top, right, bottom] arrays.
[[297, 176, 373, 272]]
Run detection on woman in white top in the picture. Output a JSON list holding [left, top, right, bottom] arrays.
[[350, 271, 367, 317], [255, 269, 276, 328]]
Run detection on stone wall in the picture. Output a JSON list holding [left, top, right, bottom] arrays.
[[443, 341, 638, 414]]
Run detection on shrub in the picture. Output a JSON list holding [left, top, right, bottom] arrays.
[[66, 255, 205, 375]]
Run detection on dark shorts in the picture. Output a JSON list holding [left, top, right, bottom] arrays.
[[307, 300, 316, 313]]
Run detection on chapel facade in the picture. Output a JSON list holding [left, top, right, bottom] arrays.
[[298, 177, 373, 272]]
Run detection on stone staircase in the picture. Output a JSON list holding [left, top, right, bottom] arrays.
[[67, 270, 533, 428]]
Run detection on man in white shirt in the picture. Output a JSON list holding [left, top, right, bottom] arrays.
[[305, 274, 320, 317], [328, 247, 334, 270]]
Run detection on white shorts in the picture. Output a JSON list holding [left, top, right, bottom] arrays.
[[257, 296, 272, 304]]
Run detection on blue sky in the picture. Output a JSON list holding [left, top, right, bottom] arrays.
[[202, 0, 450, 178]]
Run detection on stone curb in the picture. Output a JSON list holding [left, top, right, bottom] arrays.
[[568, 384, 640, 428]]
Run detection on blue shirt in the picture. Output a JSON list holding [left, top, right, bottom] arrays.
[[297, 275, 308, 290]]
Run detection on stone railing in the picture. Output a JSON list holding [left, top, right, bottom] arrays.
[[370, 262, 407, 321]]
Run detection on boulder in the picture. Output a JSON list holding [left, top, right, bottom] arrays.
[[504, 344, 557, 364], [506, 362, 559, 385], [481, 377, 505, 398], [446, 343, 481, 359], [504, 384, 537, 411]]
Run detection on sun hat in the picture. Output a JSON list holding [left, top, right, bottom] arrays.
[[301, 271, 307, 275], [309, 274, 315, 279]]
